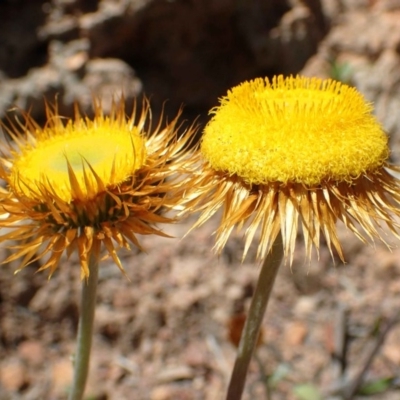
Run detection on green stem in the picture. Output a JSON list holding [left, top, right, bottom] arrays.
[[226, 233, 284, 400], [68, 256, 99, 400]]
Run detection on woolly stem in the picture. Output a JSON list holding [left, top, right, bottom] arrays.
[[68, 256, 99, 400], [225, 233, 284, 400]]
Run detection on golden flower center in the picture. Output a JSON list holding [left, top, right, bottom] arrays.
[[11, 123, 146, 202], [201, 76, 389, 185]]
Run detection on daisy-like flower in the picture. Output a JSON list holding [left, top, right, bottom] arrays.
[[0, 98, 196, 279], [186, 75, 400, 263]]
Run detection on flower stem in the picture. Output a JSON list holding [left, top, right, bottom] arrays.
[[68, 256, 99, 400], [225, 233, 284, 400]]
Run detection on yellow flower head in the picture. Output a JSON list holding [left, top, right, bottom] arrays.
[[0, 98, 196, 279], [202, 76, 388, 185], [186, 75, 400, 263]]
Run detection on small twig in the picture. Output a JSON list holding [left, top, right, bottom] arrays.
[[206, 334, 231, 378], [343, 310, 400, 400], [323, 304, 350, 397], [333, 304, 349, 377], [254, 353, 272, 400]]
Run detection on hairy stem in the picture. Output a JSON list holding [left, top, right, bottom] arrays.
[[68, 256, 99, 400], [226, 233, 284, 400]]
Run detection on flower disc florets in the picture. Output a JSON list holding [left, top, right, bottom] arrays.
[[11, 113, 146, 202], [185, 75, 400, 263], [0, 98, 196, 278], [202, 75, 389, 185]]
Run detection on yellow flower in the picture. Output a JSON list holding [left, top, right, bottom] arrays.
[[185, 75, 400, 263], [0, 98, 196, 279]]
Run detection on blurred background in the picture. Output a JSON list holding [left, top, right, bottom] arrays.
[[1, 0, 400, 399]]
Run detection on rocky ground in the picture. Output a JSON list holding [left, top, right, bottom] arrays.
[[1, 0, 400, 399]]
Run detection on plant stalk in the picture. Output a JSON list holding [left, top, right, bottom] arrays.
[[68, 256, 99, 400], [225, 232, 284, 400]]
